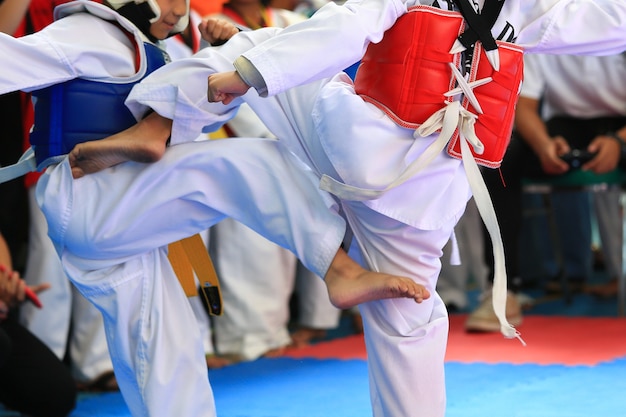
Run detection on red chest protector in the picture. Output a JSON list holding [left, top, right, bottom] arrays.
[[353, 5, 524, 168]]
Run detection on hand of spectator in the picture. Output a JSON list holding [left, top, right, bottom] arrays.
[[0, 299, 8, 320], [198, 17, 239, 45], [536, 135, 571, 175], [583, 134, 622, 174], [0, 264, 50, 320], [207, 71, 250, 104]]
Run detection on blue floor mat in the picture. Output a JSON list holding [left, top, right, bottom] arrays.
[[446, 359, 626, 417], [62, 356, 626, 417], [3, 281, 623, 416]]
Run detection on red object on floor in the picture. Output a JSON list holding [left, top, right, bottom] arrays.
[[283, 334, 367, 361], [446, 314, 626, 366], [283, 315, 626, 366]]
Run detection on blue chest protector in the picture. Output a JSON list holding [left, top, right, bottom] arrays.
[[29, 41, 168, 168]]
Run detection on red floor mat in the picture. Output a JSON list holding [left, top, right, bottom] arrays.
[[283, 315, 626, 366]]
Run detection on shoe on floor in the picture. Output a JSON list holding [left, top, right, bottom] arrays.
[[76, 370, 119, 392], [584, 278, 618, 298], [465, 291, 522, 333], [290, 327, 327, 348], [545, 277, 585, 295], [205, 353, 234, 369]]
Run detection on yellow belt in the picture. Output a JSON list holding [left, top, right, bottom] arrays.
[[168, 127, 231, 316], [168, 233, 222, 316]]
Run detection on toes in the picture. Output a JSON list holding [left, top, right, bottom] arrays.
[[71, 167, 85, 179]]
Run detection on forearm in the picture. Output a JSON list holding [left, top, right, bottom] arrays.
[[514, 97, 551, 155], [239, 0, 406, 96], [0, 235, 20, 311], [126, 60, 240, 145], [127, 28, 279, 143], [0, 234, 12, 270]]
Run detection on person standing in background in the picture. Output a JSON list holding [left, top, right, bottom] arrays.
[[437, 198, 489, 313], [1, 228, 77, 417], [208, 0, 341, 361], [0, 0, 35, 279], [164, 5, 233, 369], [468, 52, 626, 332]]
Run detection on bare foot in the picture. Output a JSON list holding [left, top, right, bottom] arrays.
[[76, 370, 119, 392], [262, 346, 287, 358], [351, 310, 363, 334], [69, 112, 172, 178], [205, 354, 233, 369], [290, 327, 327, 348], [324, 249, 430, 309]]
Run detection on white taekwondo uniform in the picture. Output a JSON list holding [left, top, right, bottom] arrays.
[[121, 0, 626, 416], [0, 1, 345, 416]]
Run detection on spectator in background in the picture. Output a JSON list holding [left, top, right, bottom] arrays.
[[164, 5, 233, 369], [468, 52, 626, 332], [516, 53, 625, 300], [0, 229, 77, 417], [207, 0, 341, 362], [0, 0, 34, 275], [437, 198, 489, 313]]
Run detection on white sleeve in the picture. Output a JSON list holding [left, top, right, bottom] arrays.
[[0, 14, 137, 95], [242, 0, 626, 97], [0, 30, 76, 95], [241, 0, 407, 97], [126, 28, 281, 145], [516, 0, 626, 55], [518, 54, 545, 101]]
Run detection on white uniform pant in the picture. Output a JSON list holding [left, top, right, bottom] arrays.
[[437, 198, 489, 309], [341, 200, 453, 417], [20, 186, 113, 382], [211, 219, 340, 360], [244, 71, 466, 417], [211, 218, 297, 360], [593, 189, 623, 280], [275, 74, 467, 417], [36, 138, 346, 417], [295, 263, 341, 330]]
